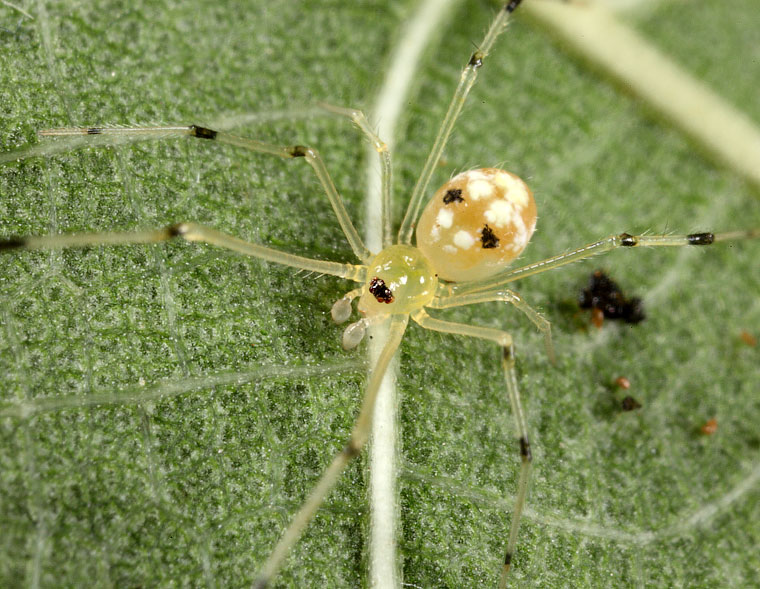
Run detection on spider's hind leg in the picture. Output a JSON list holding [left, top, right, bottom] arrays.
[[410, 309, 533, 588], [429, 288, 555, 363], [253, 314, 409, 588]]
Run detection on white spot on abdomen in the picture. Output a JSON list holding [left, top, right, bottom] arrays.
[[467, 179, 494, 200], [484, 200, 514, 227], [495, 171, 529, 208], [436, 208, 454, 228], [453, 230, 475, 250]]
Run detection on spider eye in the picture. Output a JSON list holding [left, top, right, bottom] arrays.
[[415, 168, 537, 282]]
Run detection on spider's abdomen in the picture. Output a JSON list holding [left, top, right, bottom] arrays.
[[416, 168, 536, 282]]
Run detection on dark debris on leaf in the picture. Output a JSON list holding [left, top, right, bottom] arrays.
[[579, 270, 645, 325]]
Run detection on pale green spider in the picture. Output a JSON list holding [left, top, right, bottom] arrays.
[[1, 0, 759, 587]]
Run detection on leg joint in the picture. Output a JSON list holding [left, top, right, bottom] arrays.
[[468, 52, 484, 68], [619, 232, 638, 246], [288, 145, 309, 158], [166, 223, 188, 238], [343, 440, 361, 459], [189, 125, 218, 140]]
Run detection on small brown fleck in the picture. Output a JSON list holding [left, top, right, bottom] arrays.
[[614, 376, 631, 390], [591, 308, 604, 329], [700, 417, 718, 435], [740, 330, 757, 347]]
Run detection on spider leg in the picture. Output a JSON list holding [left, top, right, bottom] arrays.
[[5, 124, 372, 262], [410, 308, 532, 589], [317, 103, 393, 248], [429, 288, 555, 363], [447, 229, 760, 297], [253, 314, 408, 589], [398, 0, 523, 244], [0, 222, 366, 281]]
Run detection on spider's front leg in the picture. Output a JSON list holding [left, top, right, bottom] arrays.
[[410, 309, 533, 588], [450, 229, 760, 296], [0, 221, 366, 282], [7, 122, 373, 262], [429, 288, 555, 363]]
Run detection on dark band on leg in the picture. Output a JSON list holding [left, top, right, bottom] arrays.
[[166, 223, 187, 238], [288, 145, 308, 158], [506, 0, 522, 13], [87, 128, 103, 135], [0, 237, 25, 250], [619, 233, 638, 247], [343, 441, 361, 459], [189, 125, 218, 140], [468, 52, 484, 68], [687, 232, 714, 245], [504, 551, 512, 565], [519, 436, 532, 461]]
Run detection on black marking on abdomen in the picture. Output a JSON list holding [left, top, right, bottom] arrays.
[[443, 189, 464, 204], [481, 224, 499, 249], [190, 125, 218, 139], [369, 277, 394, 304], [688, 232, 714, 245]]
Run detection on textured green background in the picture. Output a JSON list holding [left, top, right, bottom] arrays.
[[1, 0, 759, 586]]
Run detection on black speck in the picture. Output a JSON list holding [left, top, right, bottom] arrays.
[[443, 189, 464, 204], [481, 224, 499, 249], [190, 125, 218, 140], [579, 270, 645, 324], [369, 277, 394, 304], [0, 237, 25, 250], [687, 232, 714, 245]]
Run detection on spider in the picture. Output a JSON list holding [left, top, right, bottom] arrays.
[[1, 0, 759, 586]]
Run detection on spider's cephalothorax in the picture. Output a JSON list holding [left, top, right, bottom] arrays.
[[359, 246, 437, 314], [336, 244, 438, 349]]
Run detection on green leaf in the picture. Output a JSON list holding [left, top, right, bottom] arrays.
[[1, 0, 759, 587]]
